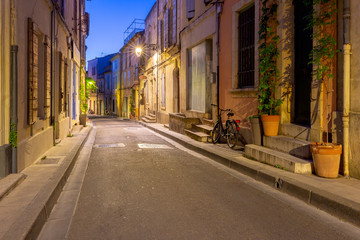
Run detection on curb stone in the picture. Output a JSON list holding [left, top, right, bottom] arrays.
[[1, 126, 92, 240], [0, 174, 26, 201]]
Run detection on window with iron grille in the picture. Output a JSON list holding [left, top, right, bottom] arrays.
[[238, 5, 255, 88]]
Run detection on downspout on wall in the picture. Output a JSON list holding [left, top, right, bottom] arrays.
[[215, 1, 223, 118], [10, 0, 18, 173], [342, 0, 351, 177], [51, 9, 56, 146], [156, 1, 159, 122]]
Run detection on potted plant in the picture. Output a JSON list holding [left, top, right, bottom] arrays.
[[307, 0, 342, 178], [257, 1, 283, 136]]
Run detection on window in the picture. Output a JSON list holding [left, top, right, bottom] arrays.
[[44, 36, 51, 119], [28, 18, 39, 124], [147, 27, 151, 45], [168, 0, 177, 46], [125, 52, 128, 68], [186, 0, 195, 19], [238, 5, 255, 88], [58, 53, 67, 114], [37, 33, 45, 119], [61, 0, 65, 17], [107, 75, 110, 90], [128, 70, 130, 85], [172, 0, 177, 44], [92, 66, 95, 75], [28, 18, 51, 123], [136, 63, 138, 78], [124, 72, 127, 86], [187, 41, 209, 112], [164, 9, 169, 49], [129, 52, 131, 66]]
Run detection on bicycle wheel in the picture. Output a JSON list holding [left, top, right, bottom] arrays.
[[211, 122, 221, 144], [226, 120, 238, 148]]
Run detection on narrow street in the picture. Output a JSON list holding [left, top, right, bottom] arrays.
[[38, 117, 360, 240]]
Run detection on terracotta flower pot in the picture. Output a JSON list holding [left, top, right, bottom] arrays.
[[261, 114, 280, 136], [310, 143, 342, 178]]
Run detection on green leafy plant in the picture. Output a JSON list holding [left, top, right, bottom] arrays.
[[41, 156, 47, 160], [67, 133, 74, 137], [9, 123, 17, 148], [306, 0, 338, 144], [80, 78, 97, 114], [257, 0, 282, 116]]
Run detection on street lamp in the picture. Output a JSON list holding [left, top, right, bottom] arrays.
[[135, 43, 159, 121], [135, 47, 142, 57]]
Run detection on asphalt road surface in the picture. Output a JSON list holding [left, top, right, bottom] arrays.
[[62, 118, 360, 240]]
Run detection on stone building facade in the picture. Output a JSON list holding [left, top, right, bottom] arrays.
[[120, 31, 144, 119], [0, 0, 88, 176]]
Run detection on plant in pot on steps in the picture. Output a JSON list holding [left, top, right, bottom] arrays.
[[257, 0, 283, 137], [307, 0, 342, 178]]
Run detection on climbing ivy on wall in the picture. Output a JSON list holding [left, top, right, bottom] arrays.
[[257, 0, 282, 115], [9, 123, 17, 148], [305, 0, 338, 143], [306, 0, 338, 87]]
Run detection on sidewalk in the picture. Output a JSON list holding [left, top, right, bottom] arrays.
[[139, 121, 360, 228], [0, 124, 92, 240]]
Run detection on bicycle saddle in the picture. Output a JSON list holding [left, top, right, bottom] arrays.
[[227, 112, 234, 117]]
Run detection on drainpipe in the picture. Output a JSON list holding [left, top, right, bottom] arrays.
[[215, 1, 223, 118], [156, 1, 159, 122], [10, 46, 18, 173], [342, 0, 351, 177], [51, 9, 56, 146], [10, 0, 18, 173]]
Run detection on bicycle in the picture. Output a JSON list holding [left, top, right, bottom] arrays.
[[211, 104, 239, 149]]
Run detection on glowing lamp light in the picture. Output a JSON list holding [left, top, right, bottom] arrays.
[[135, 47, 142, 57]]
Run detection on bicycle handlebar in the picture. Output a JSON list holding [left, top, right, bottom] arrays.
[[211, 104, 232, 112]]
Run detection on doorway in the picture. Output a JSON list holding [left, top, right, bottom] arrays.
[[293, 0, 312, 125]]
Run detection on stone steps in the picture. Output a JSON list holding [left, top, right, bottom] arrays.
[[202, 118, 214, 127], [184, 129, 209, 142], [279, 123, 311, 141], [142, 114, 156, 123], [192, 124, 213, 135], [245, 144, 313, 174], [141, 116, 156, 123], [263, 135, 311, 159]]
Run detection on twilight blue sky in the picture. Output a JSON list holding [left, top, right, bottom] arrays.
[[85, 0, 156, 64]]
